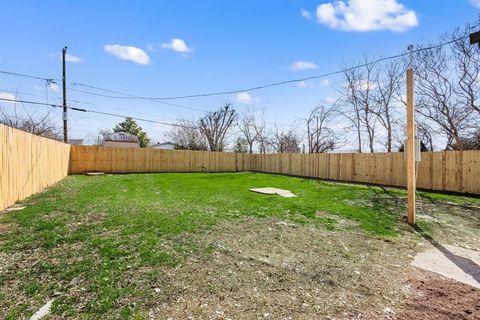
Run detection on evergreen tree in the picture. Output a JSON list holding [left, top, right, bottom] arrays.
[[113, 117, 150, 147]]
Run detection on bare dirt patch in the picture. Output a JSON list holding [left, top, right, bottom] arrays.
[[149, 217, 419, 319], [394, 270, 480, 320]]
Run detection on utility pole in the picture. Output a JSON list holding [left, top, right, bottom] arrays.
[[62, 47, 68, 143], [406, 45, 416, 225]]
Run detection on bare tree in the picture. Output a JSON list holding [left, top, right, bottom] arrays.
[[198, 104, 237, 151], [414, 42, 473, 150], [0, 103, 61, 140], [457, 130, 480, 150], [372, 60, 403, 152], [252, 111, 269, 154], [93, 129, 111, 145], [167, 118, 208, 150], [270, 125, 301, 153], [340, 57, 378, 153], [304, 105, 337, 153], [450, 23, 480, 118], [237, 109, 257, 153], [416, 120, 436, 152]]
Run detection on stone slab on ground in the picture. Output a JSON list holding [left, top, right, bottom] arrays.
[[411, 244, 480, 289], [85, 172, 105, 176], [29, 299, 54, 320], [249, 187, 297, 198], [4, 205, 26, 212]]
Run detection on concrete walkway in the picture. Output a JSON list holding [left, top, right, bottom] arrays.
[[412, 244, 480, 289]]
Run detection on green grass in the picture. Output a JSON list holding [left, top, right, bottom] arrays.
[[0, 172, 475, 318]]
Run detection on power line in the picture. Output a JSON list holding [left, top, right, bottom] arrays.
[[71, 27, 479, 101], [66, 98, 177, 120], [2, 21, 478, 110], [0, 69, 209, 112], [0, 89, 41, 97], [68, 86, 209, 112], [0, 97, 196, 129], [0, 70, 59, 82], [0, 98, 62, 108], [1, 88, 187, 123]]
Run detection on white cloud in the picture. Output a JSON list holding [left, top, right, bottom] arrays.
[[325, 96, 337, 104], [300, 9, 312, 20], [342, 79, 377, 90], [320, 79, 331, 86], [297, 81, 308, 88], [104, 44, 151, 65], [470, 0, 480, 8], [316, 0, 418, 32], [161, 38, 193, 53], [297, 78, 330, 88], [235, 92, 260, 105], [49, 83, 59, 92], [0, 92, 16, 103], [65, 53, 82, 63], [290, 60, 318, 71]]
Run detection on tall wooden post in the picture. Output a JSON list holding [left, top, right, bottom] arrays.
[[406, 67, 416, 225], [62, 47, 68, 143]]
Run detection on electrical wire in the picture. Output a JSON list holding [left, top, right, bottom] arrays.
[[71, 26, 480, 101], [65, 98, 176, 121], [72, 53, 408, 100], [0, 69, 209, 112], [0, 89, 40, 97], [0, 70, 59, 82], [68, 86, 209, 112], [0, 97, 196, 129], [2, 21, 479, 103]]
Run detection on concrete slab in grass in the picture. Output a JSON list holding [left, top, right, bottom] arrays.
[[411, 244, 480, 289], [249, 188, 297, 198]]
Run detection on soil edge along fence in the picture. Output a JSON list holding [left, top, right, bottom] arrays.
[[0, 124, 71, 210], [70, 145, 480, 195]]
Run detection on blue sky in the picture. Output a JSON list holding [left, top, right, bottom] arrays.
[[0, 0, 478, 143]]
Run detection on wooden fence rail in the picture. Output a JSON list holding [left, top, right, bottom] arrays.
[[0, 125, 71, 210], [69, 145, 480, 195], [2, 127, 479, 211], [69, 146, 241, 174], [244, 152, 480, 195]]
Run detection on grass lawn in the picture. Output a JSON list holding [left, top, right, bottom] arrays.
[[0, 172, 478, 319]]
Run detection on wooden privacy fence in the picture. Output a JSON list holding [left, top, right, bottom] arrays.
[[245, 152, 480, 195], [2, 128, 480, 211], [69, 146, 244, 174], [69, 145, 480, 195], [0, 125, 71, 210]]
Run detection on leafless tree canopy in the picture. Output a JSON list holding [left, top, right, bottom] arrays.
[[3, 21, 472, 153], [237, 110, 258, 153], [414, 42, 473, 150], [269, 126, 301, 153], [167, 119, 208, 151], [305, 105, 337, 153], [252, 112, 269, 154], [451, 25, 480, 118], [93, 129, 111, 145], [198, 104, 237, 151], [340, 57, 379, 153], [373, 60, 403, 152], [0, 105, 61, 141]]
